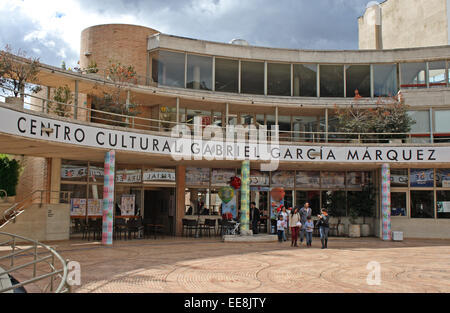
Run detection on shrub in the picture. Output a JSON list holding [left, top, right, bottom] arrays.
[[0, 155, 22, 197]]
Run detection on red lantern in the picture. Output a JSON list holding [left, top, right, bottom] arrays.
[[271, 187, 285, 202], [230, 176, 241, 189]]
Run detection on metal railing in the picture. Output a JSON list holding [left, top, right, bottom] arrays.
[[1, 85, 448, 144], [0, 232, 70, 293], [1, 190, 72, 229]]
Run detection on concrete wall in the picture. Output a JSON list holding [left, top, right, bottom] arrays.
[[391, 217, 450, 239], [359, 0, 448, 50], [80, 24, 159, 78], [0, 203, 70, 242]]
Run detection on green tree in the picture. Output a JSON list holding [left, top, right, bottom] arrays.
[[0, 155, 22, 197], [50, 85, 73, 117]]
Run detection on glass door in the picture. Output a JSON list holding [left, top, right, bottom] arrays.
[[391, 191, 408, 217]]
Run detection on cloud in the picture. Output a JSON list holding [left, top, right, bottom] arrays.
[[0, 0, 370, 68]]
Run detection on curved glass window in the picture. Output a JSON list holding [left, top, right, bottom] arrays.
[[187, 54, 212, 90], [215, 58, 238, 93], [320, 65, 344, 97], [157, 50, 185, 88], [428, 61, 446, 87], [293, 64, 317, 97], [241, 61, 264, 95], [346, 65, 370, 98], [267, 63, 291, 96], [373, 64, 397, 97], [400, 62, 427, 88]]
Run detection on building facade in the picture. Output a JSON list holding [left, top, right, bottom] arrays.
[[1, 22, 450, 242]]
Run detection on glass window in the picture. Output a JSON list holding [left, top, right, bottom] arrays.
[[240, 113, 254, 126], [436, 169, 450, 188], [293, 64, 317, 97], [270, 171, 294, 188], [408, 110, 430, 134], [241, 61, 264, 95], [391, 192, 407, 216], [88, 163, 104, 183], [215, 58, 238, 93], [292, 116, 318, 141], [255, 114, 265, 127], [267, 63, 290, 96], [321, 172, 345, 189], [157, 50, 185, 88], [250, 170, 270, 186], [410, 169, 434, 188], [187, 54, 212, 90], [322, 190, 347, 217], [320, 65, 344, 97], [185, 188, 210, 215], [428, 61, 446, 87], [296, 190, 320, 216], [115, 185, 141, 216], [434, 110, 450, 133], [400, 62, 427, 88], [373, 64, 397, 97], [186, 168, 210, 186], [410, 190, 434, 218], [347, 171, 372, 188], [278, 115, 291, 132], [345, 65, 370, 98], [62, 184, 87, 203], [390, 169, 408, 187], [295, 171, 320, 188], [437, 190, 450, 219], [211, 169, 235, 186], [61, 160, 88, 182]]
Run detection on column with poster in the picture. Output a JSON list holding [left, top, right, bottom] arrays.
[[102, 151, 115, 245], [240, 160, 251, 235], [381, 164, 392, 241]]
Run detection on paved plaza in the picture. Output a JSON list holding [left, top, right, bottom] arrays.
[[3, 237, 450, 293], [49, 237, 450, 293]]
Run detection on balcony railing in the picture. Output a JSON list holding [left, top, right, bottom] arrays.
[[1, 86, 447, 144]]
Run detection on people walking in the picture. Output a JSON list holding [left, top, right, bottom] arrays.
[[250, 202, 260, 235], [304, 216, 314, 247], [299, 202, 312, 246], [317, 208, 330, 249], [277, 215, 286, 243], [279, 206, 288, 241], [289, 207, 301, 247]]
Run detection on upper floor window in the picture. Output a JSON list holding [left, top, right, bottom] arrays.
[[320, 65, 344, 97], [241, 61, 264, 95], [187, 54, 212, 91], [157, 50, 185, 88], [346, 65, 370, 98], [428, 61, 446, 88], [267, 63, 291, 96], [373, 64, 397, 97], [400, 62, 427, 89], [293, 64, 317, 97], [215, 58, 239, 93]]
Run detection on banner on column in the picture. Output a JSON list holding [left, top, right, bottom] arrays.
[[221, 195, 237, 219], [102, 150, 115, 245], [240, 160, 250, 231], [381, 164, 392, 241]]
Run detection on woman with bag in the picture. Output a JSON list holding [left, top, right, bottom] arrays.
[[289, 207, 301, 247]]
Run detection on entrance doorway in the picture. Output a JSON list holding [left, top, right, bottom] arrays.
[[296, 190, 321, 216], [144, 188, 176, 236]]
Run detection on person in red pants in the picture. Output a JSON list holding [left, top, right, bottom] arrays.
[[289, 207, 301, 247]]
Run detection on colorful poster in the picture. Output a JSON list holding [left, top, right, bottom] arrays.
[[296, 171, 320, 188], [410, 169, 434, 187], [70, 198, 86, 216], [87, 199, 102, 216], [381, 164, 392, 241], [61, 166, 88, 179], [143, 169, 175, 182], [186, 168, 210, 186], [211, 169, 235, 186], [116, 169, 141, 183], [321, 172, 345, 189], [120, 194, 136, 216], [102, 150, 115, 245], [270, 188, 285, 221], [221, 195, 237, 218], [250, 170, 270, 186], [437, 201, 450, 213], [270, 171, 294, 188]]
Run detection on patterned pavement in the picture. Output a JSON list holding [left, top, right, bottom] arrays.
[[7, 237, 450, 293]]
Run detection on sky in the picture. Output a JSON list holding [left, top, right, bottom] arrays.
[[0, 0, 375, 68]]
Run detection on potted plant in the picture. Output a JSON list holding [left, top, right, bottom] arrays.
[[0, 45, 41, 106], [348, 206, 361, 238]]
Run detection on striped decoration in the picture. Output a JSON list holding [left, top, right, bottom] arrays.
[[102, 150, 115, 245], [381, 163, 392, 241], [240, 160, 250, 231]]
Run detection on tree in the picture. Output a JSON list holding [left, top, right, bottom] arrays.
[[0, 45, 41, 99], [347, 185, 376, 224], [334, 92, 415, 141], [0, 155, 22, 197], [49, 85, 73, 117]]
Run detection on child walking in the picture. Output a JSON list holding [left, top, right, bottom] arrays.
[[304, 216, 314, 247], [277, 215, 286, 243]]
